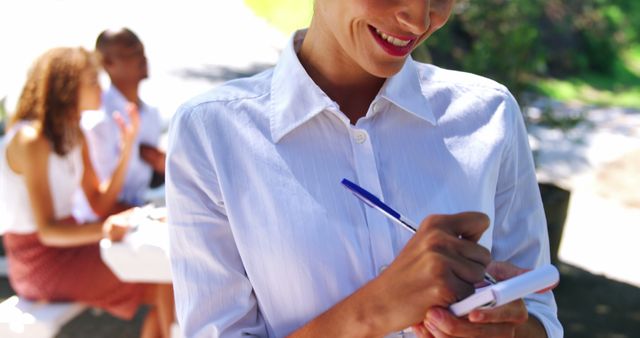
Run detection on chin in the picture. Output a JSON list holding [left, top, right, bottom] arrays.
[[366, 60, 406, 79]]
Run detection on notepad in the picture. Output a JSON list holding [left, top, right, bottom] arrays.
[[449, 264, 559, 316]]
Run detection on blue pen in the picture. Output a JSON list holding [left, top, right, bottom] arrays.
[[341, 178, 498, 285], [341, 178, 418, 233]]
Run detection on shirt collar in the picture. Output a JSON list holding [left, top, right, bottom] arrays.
[[270, 30, 435, 143], [377, 56, 435, 125], [104, 84, 148, 114], [270, 30, 339, 143]]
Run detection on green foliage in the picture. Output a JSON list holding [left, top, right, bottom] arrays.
[[532, 77, 640, 108], [530, 41, 640, 107], [245, 0, 640, 107], [244, 0, 313, 36], [414, 0, 640, 101]]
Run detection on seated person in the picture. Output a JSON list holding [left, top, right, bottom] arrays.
[[75, 27, 164, 222], [0, 47, 174, 338]]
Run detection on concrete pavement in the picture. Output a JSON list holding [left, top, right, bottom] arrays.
[[529, 101, 640, 287]]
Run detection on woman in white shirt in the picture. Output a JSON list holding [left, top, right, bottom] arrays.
[[166, 1, 562, 337], [1, 47, 174, 338]]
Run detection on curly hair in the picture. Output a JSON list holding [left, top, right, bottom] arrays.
[[11, 47, 97, 155]]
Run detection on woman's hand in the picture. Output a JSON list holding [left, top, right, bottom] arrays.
[[102, 209, 134, 242], [290, 212, 492, 337], [346, 212, 492, 336], [114, 102, 140, 150], [412, 300, 528, 338], [413, 261, 551, 338]]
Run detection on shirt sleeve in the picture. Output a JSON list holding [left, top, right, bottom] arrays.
[[166, 105, 267, 338], [491, 93, 564, 338]]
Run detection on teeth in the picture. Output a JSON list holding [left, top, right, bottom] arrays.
[[375, 28, 410, 47], [387, 36, 410, 47]]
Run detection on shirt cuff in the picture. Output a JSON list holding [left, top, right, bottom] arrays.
[[525, 298, 563, 338]]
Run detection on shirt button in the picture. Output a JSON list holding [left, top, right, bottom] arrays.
[[354, 131, 367, 144], [378, 265, 388, 274], [372, 102, 381, 114]]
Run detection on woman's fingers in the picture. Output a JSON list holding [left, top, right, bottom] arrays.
[[419, 213, 492, 285], [468, 299, 528, 324], [124, 103, 140, 131], [370, 212, 493, 331], [412, 323, 435, 338], [113, 103, 140, 143], [445, 255, 489, 291], [103, 213, 132, 241], [113, 111, 126, 132], [110, 224, 129, 241], [486, 261, 529, 281], [425, 307, 519, 338], [423, 212, 489, 243]]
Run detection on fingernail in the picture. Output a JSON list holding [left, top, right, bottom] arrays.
[[470, 311, 484, 322]]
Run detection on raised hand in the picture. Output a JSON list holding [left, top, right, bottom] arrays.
[[102, 213, 131, 242], [113, 102, 140, 150]]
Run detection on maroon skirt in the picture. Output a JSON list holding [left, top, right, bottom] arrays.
[[3, 232, 146, 320]]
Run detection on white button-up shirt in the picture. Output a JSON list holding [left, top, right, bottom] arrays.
[[166, 31, 562, 338], [79, 85, 163, 208]]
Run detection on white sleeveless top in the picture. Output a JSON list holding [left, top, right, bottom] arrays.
[[0, 122, 84, 234]]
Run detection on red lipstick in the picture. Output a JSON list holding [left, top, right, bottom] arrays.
[[368, 25, 416, 57]]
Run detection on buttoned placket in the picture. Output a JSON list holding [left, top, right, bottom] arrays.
[[346, 101, 396, 278], [352, 102, 416, 338]]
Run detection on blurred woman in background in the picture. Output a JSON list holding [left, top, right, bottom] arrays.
[[0, 47, 173, 338]]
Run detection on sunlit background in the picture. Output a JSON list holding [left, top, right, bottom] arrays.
[[0, 0, 286, 124]]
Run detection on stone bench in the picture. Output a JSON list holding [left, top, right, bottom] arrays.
[[0, 295, 86, 338]]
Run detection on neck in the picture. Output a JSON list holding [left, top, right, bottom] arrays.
[[298, 25, 385, 124], [112, 81, 139, 104]]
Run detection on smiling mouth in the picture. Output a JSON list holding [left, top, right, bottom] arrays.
[[373, 28, 412, 47], [368, 25, 416, 57]]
